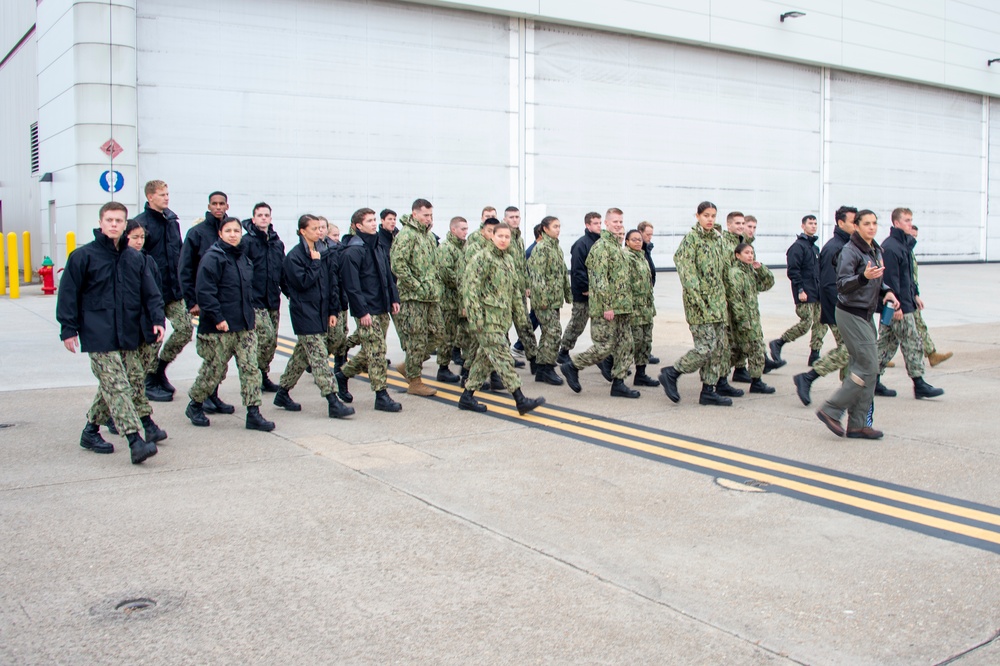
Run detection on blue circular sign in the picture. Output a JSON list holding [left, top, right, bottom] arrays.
[[100, 170, 124, 193]]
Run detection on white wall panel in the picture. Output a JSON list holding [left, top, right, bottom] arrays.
[[0, 40, 39, 262], [828, 71, 984, 261], [527, 22, 822, 268], [137, 0, 514, 239], [988, 98, 1000, 261]]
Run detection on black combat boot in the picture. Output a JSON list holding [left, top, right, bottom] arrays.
[[261, 371, 280, 393], [763, 356, 786, 373], [80, 422, 114, 454], [659, 366, 681, 403], [327, 393, 355, 419], [245, 406, 276, 432], [458, 389, 487, 413], [731, 367, 752, 383], [141, 415, 167, 443], [560, 361, 581, 393], [512, 388, 545, 415], [769, 338, 786, 364], [529, 357, 537, 375], [647, 355, 660, 365], [185, 400, 210, 427], [436, 365, 460, 384], [154, 358, 176, 394], [808, 349, 821, 366], [913, 376, 944, 399], [374, 389, 402, 412], [699, 383, 733, 407], [716, 377, 744, 397], [513, 357, 525, 369], [489, 371, 506, 392], [598, 356, 614, 382], [459, 366, 469, 388], [749, 378, 775, 394], [144, 374, 173, 402], [334, 354, 347, 373], [335, 369, 354, 403], [557, 348, 571, 365], [127, 432, 157, 464], [535, 364, 564, 386], [874, 379, 897, 397], [610, 378, 640, 398], [273, 387, 301, 411], [206, 389, 235, 414], [633, 365, 660, 387], [793, 370, 819, 405], [105, 418, 119, 435], [451, 347, 464, 367]]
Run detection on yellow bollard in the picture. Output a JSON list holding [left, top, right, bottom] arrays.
[[6, 233, 19, 299], [66, 231, 76, 259], [22, 231, 31, 284], [1, 234, 5, 295]]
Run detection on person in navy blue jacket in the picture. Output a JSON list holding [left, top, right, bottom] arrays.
[[241, 202, 285, 393], [770, 215, 826, 367]]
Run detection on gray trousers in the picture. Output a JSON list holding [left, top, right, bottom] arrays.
[[821, 308, 878, 430]]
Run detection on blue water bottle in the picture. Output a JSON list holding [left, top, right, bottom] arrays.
[[880, 302, 895, 327]]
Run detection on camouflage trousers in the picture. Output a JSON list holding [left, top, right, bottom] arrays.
[[878, 312, 924, 378], [159, 299, 194, 363], [675, 322, 726, 385], [254, 309, 279, 374], [463, 319, 481, 376], [535, 308, 563, 365], [138, 342, 159, 376], [87, 350, 145, 435], [437, 306, 466, 366], [189, 330, 262, 407], [731, 324, 766, 378], [781, 302, 827, 351], [813, 325, 849, 379], [572, 315, 633, 380], [397, 300, 444, 379], [468, 331, 521, 393], [914, 310, 937, 356], [631, 321, 653, 365], [559, 301, 589, 352], [280, 333, 334, 397], [326, 311, 349, 358], [513, 295, 538, 361], [342, 314, 390, 392]]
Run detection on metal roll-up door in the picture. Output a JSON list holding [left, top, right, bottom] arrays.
[[988, 98, 1000, 261], [527, 22, 822, 267], [828, 71, 984, 262], [136, 0, 513, 236]]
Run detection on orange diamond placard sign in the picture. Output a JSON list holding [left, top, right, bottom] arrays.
[[100, 139, 123, 160]]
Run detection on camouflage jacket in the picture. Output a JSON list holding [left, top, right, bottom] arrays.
[[390, 213, 442, 303], [509, 227, 528, 294], [625, 246, 655, 325], [675, 224, 728, 325], [585, 230, 633, 317], [463, 242, 526, 335], [527, 233, 570, 310], [465, 226, 488, 257], [725, 260, 774, 332], [721, 229, 745, 264], [437, 231, 466, 311]]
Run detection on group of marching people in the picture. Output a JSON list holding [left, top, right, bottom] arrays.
[[57, 179, 950, 465]]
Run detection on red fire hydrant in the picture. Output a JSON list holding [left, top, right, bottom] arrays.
[[39, 256, 56, 295]]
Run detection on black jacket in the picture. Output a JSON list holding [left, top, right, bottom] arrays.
[[340, 231, 400, 318], [317, 238, 349, 312], [241, 219, 285, 311], [56, 230, 164, 353], [179, 213, 225, 309], [282, 237, 340, 336], [836, 233, 890, 319], [819, 226, 851, 326], [879, 226, 917, 314], [786, 233, 820, 303], [140, 253, 163, 344], [569, 229, 601, 302], [136, 203, 183, 303], [642, 241, 656, 286], [195, 240, 256, 335]]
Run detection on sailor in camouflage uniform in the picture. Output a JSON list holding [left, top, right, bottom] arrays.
[[436, 216, 470, 383], [459, 222, 546, 416], [725, 242, 777, 394], [623, 230, 660, 388], [560, 208, 640, 399], [527, 216, 570, 386], [659, 202, 733, 406]]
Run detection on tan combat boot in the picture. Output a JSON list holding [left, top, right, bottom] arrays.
[[407, 377, 437, 397], [928, 351, 953, 367]]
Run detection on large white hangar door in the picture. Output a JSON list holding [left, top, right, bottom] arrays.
[[527, 22, 823, 268], [988, 99, 1000, 261], [136, 0, 513, 237], [827, 71, 985, 262]]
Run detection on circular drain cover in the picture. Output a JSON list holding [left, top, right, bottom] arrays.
[[90, 591, 182, 620], [716, 477, 769, 493]]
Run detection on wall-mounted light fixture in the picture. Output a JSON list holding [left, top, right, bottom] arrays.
[[988, 58, 1000, 67], [780, 11, 806, 22]]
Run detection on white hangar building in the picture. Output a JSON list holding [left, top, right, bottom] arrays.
[[2, 0, 1000, 270]]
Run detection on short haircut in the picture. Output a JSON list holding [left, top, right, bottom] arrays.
[[495, 222, 511, 233], [253, 202, 271, 215], [412, 198, 432, 211], [584, 212, 602, 225], [697, 201, 717, 215], [636, 220, 653, 233], [801, 215, 817, 223], [726, 211, 744, 223], [208, 191, 228, 202], [856, 209, 877, 223], [744, 215, 757, 224], [144, 180, 167, 196], [351, 207, 376, 227], [380, 208, 397, 220], [482, 206, 497, 216], [100, 201, 128, 219], [483, 217, 501, 227], [449, 216, 467, 230], [504, 206, 519, 214], [891, 207, 913, 223], [734, 242, 752, 255], [316, 216, 329, 224], [606, 207, 623, 218], [835, 206, 858, 223]]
